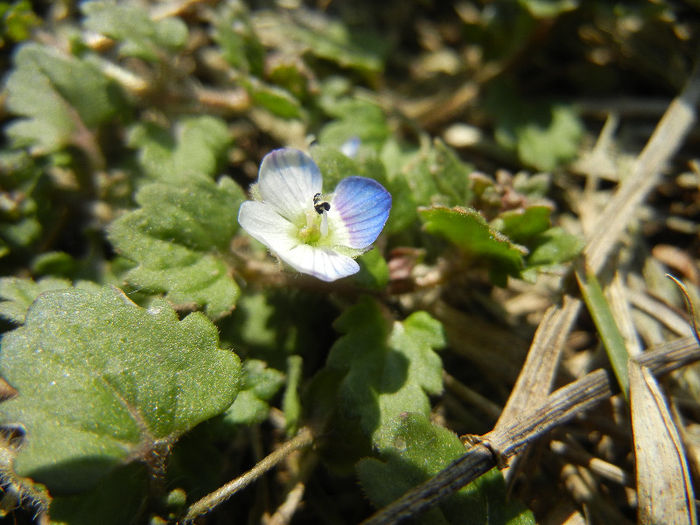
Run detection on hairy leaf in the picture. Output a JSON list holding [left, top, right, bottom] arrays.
[[357, 413, 535, 525], [254, 9, 387, 74], [108, 174, 244, 319], [5, 43, 121, 152], [527, 227, 583, 267], [0, 276, 72, 324], [326, 297, 444, 448], [420, 206, 525, 284], [493, 206, 552, 244], [0, 285, 241, 493], [82, 1, 187, 61], [128, 116, 231, 182]]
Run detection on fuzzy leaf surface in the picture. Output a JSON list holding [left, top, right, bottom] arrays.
[[128, 116, 231, 182], [357, 413, 535, 525], [420, 206, 525, 284], [0, 286, 241, 493], [108, 174, 243, 318], [5, 43, 121, 152], [0, 276, 72, 324], [82, 1, 187, 61], [326, 297, 445, 448]]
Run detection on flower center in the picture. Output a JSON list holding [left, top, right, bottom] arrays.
[[298, 194, 330, 245]]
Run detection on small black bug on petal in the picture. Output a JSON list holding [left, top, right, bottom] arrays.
[[313, 193, 331, 214]]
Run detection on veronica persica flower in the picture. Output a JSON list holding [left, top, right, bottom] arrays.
[[238, 148, 391, 282]]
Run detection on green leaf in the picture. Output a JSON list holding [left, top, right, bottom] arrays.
[[223, 359, 284, 427], [212, 2, 264, 75], [516, 105, 583, 171], [420, 206, 525, 284], [0, 285, 241, 493], [5, 43, 122, 152], [355, 248, 390, 290], [82, 1, 188, 61], [527, 227, 583, 267], [0, 276, 72, 324], [318, 98, 390, 151], [493, 206, 552, 244], [402, 139, 473, 208], [108, 174, 244, 319], [326, 297, 445, 448], [255, 9, 387, 74], [245, 77, 302, 118], [576, 270, 630, 399], [282, 355, 303, 436], [128, 116, 231, 182], [487, 82, 583, 171], [357, 413, 535, 525], [48, 463, 148, 525], [0, 150, 44, 253], [0, 1, 40, 45]]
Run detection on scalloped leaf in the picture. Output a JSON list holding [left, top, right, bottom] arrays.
[[127, 116, 231, 182], [253, 9, 387, 74], [357, 413, 535, 525], [0, 276, 72, 324], [326, 297, 445, 448], [108, 174, 244, 319], [5, 43, 122, 152], [0, 285, 241, 494], [82, 1, 188, 61], [486, 83, 583, 171]]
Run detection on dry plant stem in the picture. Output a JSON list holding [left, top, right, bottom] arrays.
[[627, 289, 694, 337], [360, 336, 699, 525], [180, 427, 314, 523]]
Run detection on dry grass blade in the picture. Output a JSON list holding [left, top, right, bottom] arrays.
[[629, 362, 697, 525], [584, 61, 700, 274]]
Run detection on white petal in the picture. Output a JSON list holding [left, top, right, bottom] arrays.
[[238, 201, 298, 253], [282, 244, 359, 282], [331, 176, 391, 249], [340, 137, 360, 158], [258, 149, 322, 223]]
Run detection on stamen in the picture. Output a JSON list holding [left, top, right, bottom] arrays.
[[320, 212, 328, 237]]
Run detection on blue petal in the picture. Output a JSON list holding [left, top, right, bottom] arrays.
[[258, 149, 322, 222], [332, 176, 391, 249]]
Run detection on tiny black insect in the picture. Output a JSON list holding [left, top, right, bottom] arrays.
[[313, 193, 331, 214]]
